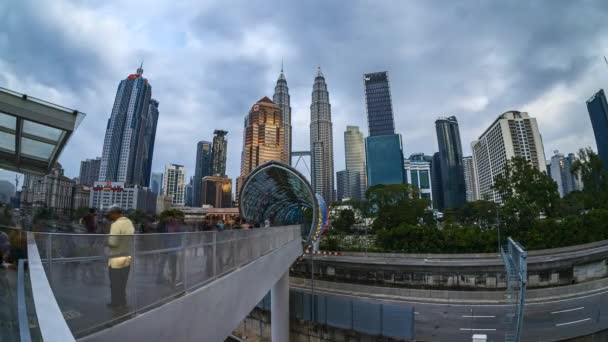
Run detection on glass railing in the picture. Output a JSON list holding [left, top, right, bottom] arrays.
[[30, 225, 300, 338]]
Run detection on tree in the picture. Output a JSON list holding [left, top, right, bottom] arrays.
[[332, 208, 355, 232], [571, 147, 608, 209], [365, 184, 418, 215], [493, 157, 560, 228]]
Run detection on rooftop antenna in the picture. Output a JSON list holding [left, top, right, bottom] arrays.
[[604, 56, 608, 67]]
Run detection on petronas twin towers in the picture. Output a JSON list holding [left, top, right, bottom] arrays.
[[270, 65, 335, 203]]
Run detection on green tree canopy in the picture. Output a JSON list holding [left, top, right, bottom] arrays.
[[493, 157, 560, 228], [571, 147, 608, 209]]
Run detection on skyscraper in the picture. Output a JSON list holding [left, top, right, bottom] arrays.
[[162, 164, 186, 206], [202, 175, 232, 208], [336, 170, 360, 202], [472, 111, 547, 202], [310, 67, 335, 203], [364, 71, 395, 136], [139, 99, 160, 187], [236, 97, 287, 201], [435, 116, 466, 209], [185, 178, 193, 207], [431, 152, 444, 209], [462, 156, 479, 202], [586, 89, 608, 170], [344, 126, 367, 200], [150, 172, 163, 195], [404, 153, 433, 203], [363, 71, 404, 187], [193, 141, 212, 207], [79, 157, 101, 186], [273, 64, 291, 163], [99, 64, 159, 186], [211, 130, 228, 176], [549, 151, 582, 198]]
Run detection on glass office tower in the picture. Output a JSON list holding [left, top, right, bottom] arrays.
[[365, 134, 405, 186], [364, 71, 395, 137], [587, 89, 608, 170]]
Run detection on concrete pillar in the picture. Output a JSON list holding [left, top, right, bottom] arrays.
[[271, 271, 289, 342]]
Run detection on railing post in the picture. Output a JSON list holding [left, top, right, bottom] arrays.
[[47, 234, 52, 285], [212, 231, 217, 279], [183, 233, 189, 291], [131, 234, 137, 314]]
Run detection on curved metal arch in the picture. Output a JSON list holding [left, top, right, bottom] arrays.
[[239, 161, 327, 248]]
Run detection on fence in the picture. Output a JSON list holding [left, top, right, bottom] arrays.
[[1, 225, 300, 340], [500, 237, 527, 342], [257, 290, 415, 339]]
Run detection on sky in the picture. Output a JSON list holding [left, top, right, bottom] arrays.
[[1, 0, 608, 188]]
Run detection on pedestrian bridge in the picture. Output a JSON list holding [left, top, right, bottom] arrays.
[[2, 225, 302, 342], [3, 161, 328, 342]]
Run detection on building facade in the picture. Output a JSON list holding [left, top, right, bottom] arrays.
[[273, 65, 291, 163], [435, 116, 466, 210], [89, 181, 156, 214], [472, 111, 547, 202], [201, 176, 232, 208], [336, 170, 360, 202], [310, 67, 335, 203], [79, 158, 101, 186], [365, 134, 404, 186], [462, 156, 479, 202], [193, 141, 212, 207], [549, 151, 582, 198], [364, 71, 395, 137], [98, 64, 159, 187], [211, 130, 228, 176], [20, 163, 75, 218], [431, 152, 444, 210], [344, 126, 367, 200], [363, 70, 404, 187], [150, 172, 163, 195], [236, 97, 287, 202], [162, 164, 186, 206], [403, 153, 433, 203], [586, 89, 608, 170], [71, 185, 90, 211]]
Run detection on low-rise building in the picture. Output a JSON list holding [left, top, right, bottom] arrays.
[[20, 163, 75, 218], [201, 176, 232, 208], [89, 181, 156, 214]]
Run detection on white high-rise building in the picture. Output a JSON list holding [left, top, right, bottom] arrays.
[[403, 153, 433, 203], [162, 164, 186, 206], [471, 111, 547, 202], [344, 126, 367, 200], [310, 67, 335, 203], [462, 156, 479, 202]]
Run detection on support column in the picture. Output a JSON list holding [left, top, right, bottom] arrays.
[[271, 271, 289, 341]]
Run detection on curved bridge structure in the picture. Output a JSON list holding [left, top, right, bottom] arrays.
[[239, 161, 328, 248]]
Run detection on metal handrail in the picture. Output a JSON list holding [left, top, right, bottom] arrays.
[[17, 259, 32, 342]]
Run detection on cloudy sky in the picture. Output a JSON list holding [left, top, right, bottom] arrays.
[[1, 1, 607, 187]]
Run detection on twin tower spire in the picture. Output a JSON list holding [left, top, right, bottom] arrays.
[[272, 62, 334, 203]]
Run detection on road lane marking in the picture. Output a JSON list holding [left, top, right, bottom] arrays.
[[555, 318, 591, 326], [415, 312, 420, 315], [462, 315, 495, 318], [551, 307, 584, 314], [459, 328, 497, 331]]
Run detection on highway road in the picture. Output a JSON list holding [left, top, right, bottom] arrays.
[[305, 239, 608, 267], [292, 281, 608, 341]]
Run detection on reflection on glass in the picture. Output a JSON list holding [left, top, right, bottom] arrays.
[[21, 137, 55, 160], [23, 120, 64, 141], [0, 131, 16, 152], [0, 112, 16, 130]]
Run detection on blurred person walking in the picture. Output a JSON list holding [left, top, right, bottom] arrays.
[[106, 205, 134, 309]]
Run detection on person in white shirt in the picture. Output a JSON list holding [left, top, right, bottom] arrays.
[[106, 205, 135, 309]]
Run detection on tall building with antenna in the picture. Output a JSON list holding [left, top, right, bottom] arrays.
[[310, 67, 335, 203], [273, 61, 291, 163], [99, 63, 159, 186]]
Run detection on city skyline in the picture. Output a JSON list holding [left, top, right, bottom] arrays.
[[1, 1, 606, 188]]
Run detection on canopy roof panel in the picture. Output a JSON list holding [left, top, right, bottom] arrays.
[[0, 87, 85, 175]]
